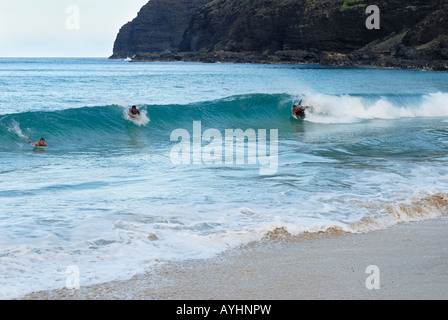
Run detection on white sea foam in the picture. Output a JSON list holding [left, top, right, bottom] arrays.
[[1, 187, 447, 300], [301, 92, 448, 123], [123, 108, 151, 126], [6, 119, 30, 142]]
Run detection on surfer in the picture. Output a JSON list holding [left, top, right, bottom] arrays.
[[32, 138, 47, 147], [128, 105, 141, 118], [292, 100, 310, 119]]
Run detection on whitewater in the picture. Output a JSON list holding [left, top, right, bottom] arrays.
[[0, 58, 447, 299]]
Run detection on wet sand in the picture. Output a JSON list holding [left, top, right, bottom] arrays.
[[24, 217, 448, 300]]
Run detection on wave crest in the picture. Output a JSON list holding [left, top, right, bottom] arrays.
[[303, 92, 448, 123]]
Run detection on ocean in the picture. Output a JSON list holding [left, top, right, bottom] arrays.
[[0, 58, 447, 299]]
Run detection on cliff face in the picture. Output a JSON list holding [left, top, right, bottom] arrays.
[[179, 0, 442, 53], [111, 0, 447, 70], [110, 0, 208, 58], [177, 0, 447, 69]]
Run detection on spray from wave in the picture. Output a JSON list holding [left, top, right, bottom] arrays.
[[301, 92, 448, 123], [123, 109, 150, 126], [6, 119, 32, 142], [115, 100, 151, 127]]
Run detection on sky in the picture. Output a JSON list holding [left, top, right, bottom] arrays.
[[0, 0, 149, 57]]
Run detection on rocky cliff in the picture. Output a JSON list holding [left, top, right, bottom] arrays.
[[110, 0, 208, 58], [111, 0, 447, 70]]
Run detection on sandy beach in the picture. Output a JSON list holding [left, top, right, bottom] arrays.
[[23, 217, 448, 300]]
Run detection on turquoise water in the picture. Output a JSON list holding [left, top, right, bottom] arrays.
[[1, 58, 448, 298]]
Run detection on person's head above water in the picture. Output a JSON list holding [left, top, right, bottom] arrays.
[[32, 137, 47, 147], [132, 105, 137, 109]]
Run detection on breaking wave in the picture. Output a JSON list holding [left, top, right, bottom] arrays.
[[1, 92, 447, 150]]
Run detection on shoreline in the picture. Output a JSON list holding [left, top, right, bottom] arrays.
[[23, 217, 448, 300], [110, 50, 448, 72]]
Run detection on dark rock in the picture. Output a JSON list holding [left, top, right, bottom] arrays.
[[441, 48, 448, 59], [111, 0, 448, 70], [180, 0, 442, 54], [110, 0, 208, 59], [320, 52, 352, 66]]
